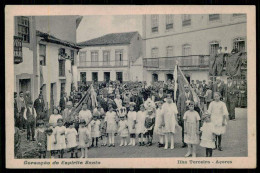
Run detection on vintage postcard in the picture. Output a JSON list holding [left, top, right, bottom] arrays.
[[5, 5, 256, 168]]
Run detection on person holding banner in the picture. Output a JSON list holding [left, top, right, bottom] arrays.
[[177, 84, 194, 148]]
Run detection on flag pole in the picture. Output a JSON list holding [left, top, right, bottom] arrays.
[[177, 65, 199, 105]]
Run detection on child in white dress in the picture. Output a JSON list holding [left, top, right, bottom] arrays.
[[49, 108, 62, 127], [135, 104, 146, 146], [154, 101, 165, 148], [78, 120, 91, 158], [127, 102, 137, 146], [161, 94, 178, 150], [105, 105, 117, 147], [79, 103, 92, 132], [200, 112, 216, 157], [46, 123, 56, 158], [118, 115, 129, 146], [114, 94, 123, 109], [208, 92, 229, 151], [184, 101, 201, 157], [90, 112, 101, 148], [65, 121, 78, 158], [53, 118, 66, 158]]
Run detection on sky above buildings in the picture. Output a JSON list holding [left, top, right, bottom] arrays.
[[76, 15, 142, 43]]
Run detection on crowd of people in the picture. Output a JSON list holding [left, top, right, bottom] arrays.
[[14, 76, 247, 159]]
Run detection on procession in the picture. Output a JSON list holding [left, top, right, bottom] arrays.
[[12, 14, 247, 159]]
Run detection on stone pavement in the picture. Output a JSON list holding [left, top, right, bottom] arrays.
[[18, 108, 247, 158]]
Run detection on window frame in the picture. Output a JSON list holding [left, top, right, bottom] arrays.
[[166, 46, 174, 57], [39, 44, 46, 66], [151, 47, 159, 58], [233, 37, 246, 52], [209, 41, 220, 55], [103, 50, 110, 66], [151, 15, 159, 33], [91, 51, 99, 66], [208, 14, 220, 22], [17, 16, 30, 43], [165, 14, 174, 30], [182, 44, 191, 56], [182, 14, 191, 27], [115, 50, 124, 66]]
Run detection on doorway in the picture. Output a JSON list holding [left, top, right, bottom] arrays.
[[116, 72, 123, 83], [104, 72, 110, 83], [50, 83, 55, 114], [152, 73, 158, 82], [166, 74, 173, 81], [19, 79, 31, 95], [92, 72, 98, 82]]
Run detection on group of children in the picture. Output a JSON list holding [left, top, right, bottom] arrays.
[[16, 90, 228, 159]]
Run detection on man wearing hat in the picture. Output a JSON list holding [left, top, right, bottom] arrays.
[[213, 77, 226, 101], [34, 94, 46, 121], [130, 88, 143, 112], [226, 77, 238, 120], [23, 101, 37, 141], [177, 84, 194, 148]]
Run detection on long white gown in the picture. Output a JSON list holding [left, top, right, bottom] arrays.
[[161, 102, 178, 133], [207, 101, 229, 135]]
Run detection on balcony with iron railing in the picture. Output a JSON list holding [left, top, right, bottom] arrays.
[[143, 55, 210, 69], [78, 60, 129, 68]]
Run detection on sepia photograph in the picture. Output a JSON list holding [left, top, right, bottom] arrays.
[[5, 5, 256, 168]]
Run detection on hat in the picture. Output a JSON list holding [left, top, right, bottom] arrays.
[[116, 107, 127, 117], [37, 120, 44, 125], [79, 119, 86, 124], [93, 110, 100, 117], [129, 102, 136, 107], [155, 101, 163, 105]]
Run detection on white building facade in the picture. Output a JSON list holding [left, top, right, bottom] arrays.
[[14, 16, 82, 110], [76, 32, 143, 86], [142, 14, 247, 85]]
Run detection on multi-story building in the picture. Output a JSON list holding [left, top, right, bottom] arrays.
[[142, 14, 246, 85], [14, 16, 82, 110], [76, 31, 143, 85]]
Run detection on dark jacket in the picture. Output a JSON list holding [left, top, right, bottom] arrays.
[[34, 98, 45, 115]]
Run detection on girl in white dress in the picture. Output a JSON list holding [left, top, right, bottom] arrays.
[[79, 103, 92, 132], [114, 94, 122, 109], [46, 123, 56, 158], [78, 120, 91, 158], [49, 108, 62, 127], [161, 94, 178, 150], [127, 102, 137, 146], [104, 105, 117, 147], [135, 104, 146, 146], [118, 115, 129, 146], [65, 121, 78, 158], [183, 101, 201, 157], [90, 112, 101, 147], [154, 101, 165, 148], [53, 118, 66, 158], [200, 112, 216, 157], [208, 92, 229, 151]]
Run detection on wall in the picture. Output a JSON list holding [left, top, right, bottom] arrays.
[[130, 56, 144, 81], [143, 14, 246, 57], [77, 44, 130, 82], [128, 33, 143, 63], [35, 16, 79, 43], [40, 42, 75, 108], [79, 45, 129, 64]]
